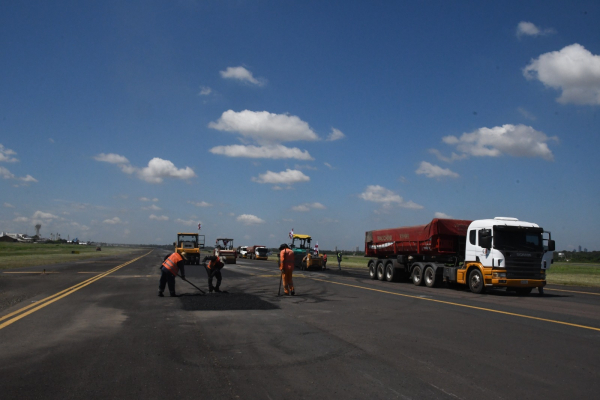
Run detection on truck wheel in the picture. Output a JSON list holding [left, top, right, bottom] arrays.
[[376, 261, 385, 281], [515, 287, 533, 295], [468, 269, 486, 294], [424, 266, 436, 288], [412, 265, 424, 286], [368, 261, 377, 280], [385, 263, 396, 282]]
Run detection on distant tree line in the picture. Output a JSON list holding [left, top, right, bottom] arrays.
[[555, 251, 600, 263]]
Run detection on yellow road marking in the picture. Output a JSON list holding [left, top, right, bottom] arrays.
[[2, 271, 60, 274], [305, 277, 600, 333], [545, 287, 600, 296], [0, 251, 151, 330]]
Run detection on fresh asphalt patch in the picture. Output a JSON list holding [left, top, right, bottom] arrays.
[[179, 292, 279, 311]]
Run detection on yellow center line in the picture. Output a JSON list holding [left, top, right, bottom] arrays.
[[545, 287, 600, 296], [0, 251, 152, 330], [306, 277, 600, 333]]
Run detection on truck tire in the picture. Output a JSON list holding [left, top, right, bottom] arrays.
[[376, 261, 385, 281], [468, 269, 486, 294], [385, 262, 396, 282], [368, 261, 377, 280], [412, 265, 424, 286], [424, 266, 436, 288], [515, 287, 533, 295]]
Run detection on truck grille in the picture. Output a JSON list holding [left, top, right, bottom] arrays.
[[505, 254, 543, 279]]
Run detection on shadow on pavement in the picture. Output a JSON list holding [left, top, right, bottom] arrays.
[[179, 292, 279, 311]]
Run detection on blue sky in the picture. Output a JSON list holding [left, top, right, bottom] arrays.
[[1, 0, 599, 251]]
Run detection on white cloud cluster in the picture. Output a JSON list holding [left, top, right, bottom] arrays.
[[209, 110, 319, 144], [292, 202, 326, 212], [441, 124, 556, 161], [188, 201, 212, 207], [210, 144, 313, 160], [0, 144, 18, 162], [236, 214, 265, 225], [4, 202, 15, 208], [94, 153, 196, 183], [175, 218, 199, 226], [434, 212, 453, 219], [524, 43, 600, 105], [516, 21, 555, 38], [15, 210, 59, 224], [142, 204, 161, 211], [359, 185, 423, 209], [149, 214, 169, 221], [416, 162, 459, 179], [199, 86, 212, 96], [140, 197, 159, 202], [252, 169, 310, 185], [103, 217, 122, 225], [220, 66, 265, 86], [326, 128, 345, 141]]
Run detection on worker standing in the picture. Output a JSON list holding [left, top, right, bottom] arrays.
[[323, 253, 328, 269], [159, 251, 187, 297], [336, 251, 342, 271], [279, 243, 295, 295], [203, 255, 224, 293]]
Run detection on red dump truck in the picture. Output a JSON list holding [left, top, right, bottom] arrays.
[[365, 217, 555, 295]]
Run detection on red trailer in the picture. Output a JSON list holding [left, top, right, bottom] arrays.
[[365, 218, 472, 283]]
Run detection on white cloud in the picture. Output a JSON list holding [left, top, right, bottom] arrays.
[[95, 153, 195, 183], [199, 86, 212, 96], [416, 161, 459, 179], [0, 144, 18, 163], [292, 202, 326, 212], [140, 197, 159, 202], [442, 124, 556, 161], [188, 201, 213, 207], [220, 66, 265, 86], [435, 212, 453, 219], [524, 44, 600, 105], [517, 107, 537, 121], [326, 128, 345, 141], [94, 153, 129, 164], [236, 214, 266, 225], [103, 217, 122, 225], [149, 214, 169, 221], [0, 166, 37, 183], [32, 211, 59, 220], [428, 149, 468, 163], [359, 185, 423, 209], [516, 21, 555, 38], [252, 169, 310, 185], [175, 218, 199, 226], [14, 216, 29, 222], [4, 202, 14, 208], [208, 110, 319, 144], [210, 144, 313, 160], [142, 204, 161, 211], [324, 162, 335, 170]]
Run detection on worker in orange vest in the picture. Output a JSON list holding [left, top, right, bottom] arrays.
[[159, 251, 187, 297], [203, 255, 225, 293], [279, 243, 295, 295]]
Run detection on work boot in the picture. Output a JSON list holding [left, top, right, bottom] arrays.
[[169, 292, 177, 297], [291, 290, 295, 296], [214, 287, 222, 293], [158, 291, 164, 297]]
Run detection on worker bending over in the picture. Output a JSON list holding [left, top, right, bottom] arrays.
[[159, 252, 187, 297], [279, 243, 295, 296], [203, 255, 224, 293]]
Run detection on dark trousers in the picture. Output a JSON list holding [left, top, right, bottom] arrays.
[[204, 265, 222, 290], [159, 267, 176, 294]]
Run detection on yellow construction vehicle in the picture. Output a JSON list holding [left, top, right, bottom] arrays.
[[290, 234, 324, 270], [174, 233, 205, 265], [215, 238, 236, 264]]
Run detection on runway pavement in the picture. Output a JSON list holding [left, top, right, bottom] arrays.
[[1, 249, 599, 399]]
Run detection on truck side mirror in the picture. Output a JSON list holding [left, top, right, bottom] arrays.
[[480, 236, 492, 249], [548, 240, 555, 252]]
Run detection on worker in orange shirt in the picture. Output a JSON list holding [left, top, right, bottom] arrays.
[[203, 254, 225, 293], [159, 251, 187, 297], [279, 243, 295, 295]]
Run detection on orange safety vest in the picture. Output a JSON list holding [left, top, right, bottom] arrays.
[[162, 253, 184, 276], [207, 257, 224, 270], [280, 248, 295, 271]]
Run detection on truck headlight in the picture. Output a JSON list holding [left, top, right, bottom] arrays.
[[493, 272, 507, 278]]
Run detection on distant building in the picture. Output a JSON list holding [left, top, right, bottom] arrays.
[[0, 233, 18, 242], [579, 245, 582, 252]]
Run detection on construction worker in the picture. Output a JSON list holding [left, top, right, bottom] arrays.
[[337, 251, 342, 270], [203, 255, 224, 293], [279, 243, 295, 295], [159, 251, 187, 297], [323, 253, 328, 269]]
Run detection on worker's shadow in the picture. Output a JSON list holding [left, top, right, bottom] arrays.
[[179, 292, 280, 311]]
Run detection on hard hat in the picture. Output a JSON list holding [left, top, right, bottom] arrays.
[[180, 251, 188, 260]]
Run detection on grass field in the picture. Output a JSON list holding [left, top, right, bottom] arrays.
[[0, 242, 148, 270], [332, 255, 600, 288]]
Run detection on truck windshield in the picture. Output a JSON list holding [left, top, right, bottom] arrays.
[[493, 228, 543, 251], [257, 248, 268, 256]]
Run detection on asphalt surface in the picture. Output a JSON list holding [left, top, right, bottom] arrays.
[[1, 250, 599, 399]]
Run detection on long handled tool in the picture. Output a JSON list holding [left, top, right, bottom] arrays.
[[177, 274, 206, 294], [277, 270, 283, 296]]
